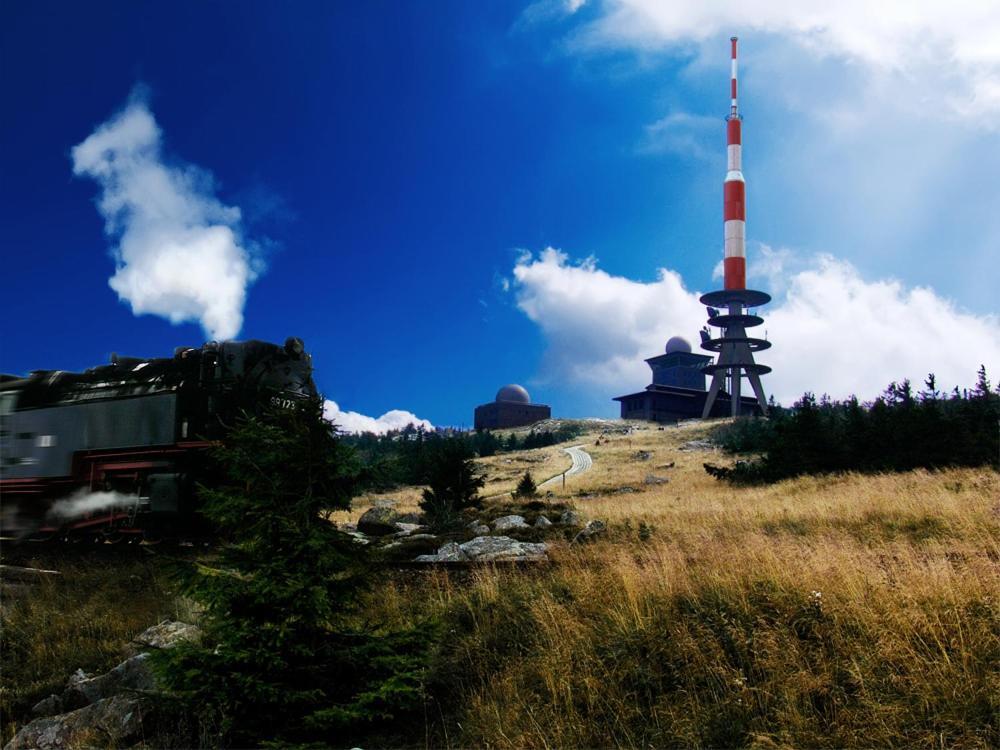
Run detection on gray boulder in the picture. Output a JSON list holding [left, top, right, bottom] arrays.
[[573, 520, 607, 543], [129, 620, 201, 654], [460, 536, 547, 562], [62, 653, 157, 710], [534, 515, 553, 529], [415, 541, 469, 563], [395, 511, 424, 524], [558, 509, 582, 526], [357, 506, 401, 536], [6, 695, 148, 750], [644, 474, 669, 485], [471, 524, 490, 535], [493, 515, 529, 532]]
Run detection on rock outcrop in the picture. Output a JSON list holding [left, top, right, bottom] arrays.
[[559, 509, 582, 526], [573, 520, 607, 543], [492, 515, 529, 532], [415, 536, 548, 563], [6, 621, 199, 750], [357, 506, 401, 536]]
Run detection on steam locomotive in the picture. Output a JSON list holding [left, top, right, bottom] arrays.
[[0, 337, 317, 540]]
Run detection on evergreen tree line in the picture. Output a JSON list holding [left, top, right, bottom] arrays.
[[344, 423, 580, 489], [707, 366, 1000, 484]]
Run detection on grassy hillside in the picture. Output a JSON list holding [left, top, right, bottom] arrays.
[[366, 421, 1000, 747], [3, 420, 998, 748]]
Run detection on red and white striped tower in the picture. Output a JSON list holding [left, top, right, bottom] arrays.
[[699, 36, 772, 418], [723, 36, 746, 290]]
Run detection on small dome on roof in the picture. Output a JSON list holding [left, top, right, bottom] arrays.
[[665, 336, 692, 354], [496, 384, 531, 404]]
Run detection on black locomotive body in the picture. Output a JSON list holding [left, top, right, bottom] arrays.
[[0, 337, 317, 539]]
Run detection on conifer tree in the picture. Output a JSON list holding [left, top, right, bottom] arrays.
[[155, 400, 429, 748], [514, 470, 537, 499], [419, 439, 485, 528]]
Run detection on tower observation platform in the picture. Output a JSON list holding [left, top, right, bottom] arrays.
[[699, 290, 771, 418]]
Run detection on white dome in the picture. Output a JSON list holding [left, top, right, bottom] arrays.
[[665, 336, 692, 354], [496, 384, 530, 403]]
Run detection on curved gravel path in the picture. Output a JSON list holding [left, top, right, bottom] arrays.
[[540, 445, 593, 488]]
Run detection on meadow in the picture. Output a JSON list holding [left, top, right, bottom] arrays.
[[3, 420, 998, 748], [361, 421, 1000, 748]]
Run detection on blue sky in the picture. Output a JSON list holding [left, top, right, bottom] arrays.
[[3, 1, 998, 429]]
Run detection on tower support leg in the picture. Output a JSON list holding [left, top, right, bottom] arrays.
[[747, 370, 769, 416], [702, 344, 731, 419]]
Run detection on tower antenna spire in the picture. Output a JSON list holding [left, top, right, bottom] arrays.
[[730, 36, 739, 119]]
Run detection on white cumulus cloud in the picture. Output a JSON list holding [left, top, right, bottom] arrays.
[[512, 248, 1000, 406], [72, 92, 261, 340], [575, 1, 1000, 120], [323, 400, 434, 435]]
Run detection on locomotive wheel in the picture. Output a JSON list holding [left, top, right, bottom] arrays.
[[101, 529, 124, 544]]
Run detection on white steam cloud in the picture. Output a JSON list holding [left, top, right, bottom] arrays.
[[46, 489, 134, 521], [71, 92, 260, 340], [511, 248, 1000, 406], [323, 400, 434, 435]]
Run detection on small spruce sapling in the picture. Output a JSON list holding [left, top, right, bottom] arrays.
[[419, 439, 485, 529], [514, 470, 537, 499]]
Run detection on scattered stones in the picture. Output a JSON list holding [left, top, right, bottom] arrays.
[[10, 623, 201, 750], [634, 450, 652, 461], [492, 514, 529, 532], [534, 515, 553, 529], [558, 509, 582, 526], [358, 506, 401, 536], [679, 439, 717, 452], [573, 520, 607, 544], [415, 536, 548, 563], [644, 474, 669, 485]]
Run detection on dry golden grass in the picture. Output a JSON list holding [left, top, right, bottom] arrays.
[[361, 421, 1000, 748]]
